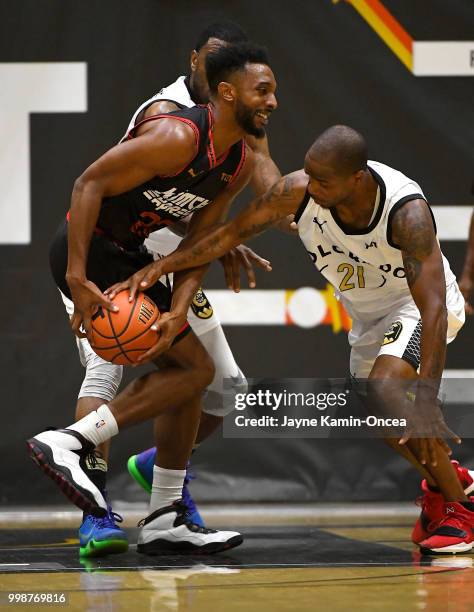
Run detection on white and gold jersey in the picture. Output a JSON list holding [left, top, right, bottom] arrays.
[[295, 160, 456, 322], [124, 75, 194, 138]]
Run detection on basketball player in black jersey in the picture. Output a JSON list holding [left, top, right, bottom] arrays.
[[28, 42, 277, 554], [56, 22, 280, 558]]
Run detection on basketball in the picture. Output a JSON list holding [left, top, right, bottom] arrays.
[[90, 290, 160, 365]]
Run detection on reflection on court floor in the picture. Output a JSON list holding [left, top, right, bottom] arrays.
[[1, 506, 473, 611]]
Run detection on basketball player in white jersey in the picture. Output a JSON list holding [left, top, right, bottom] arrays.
[[59, 22, 283, 556], [112, 125, 474, 554]]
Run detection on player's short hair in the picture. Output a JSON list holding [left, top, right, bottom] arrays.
[[194, 21, 248, 51], [206, 41, 270, 95], [309, 125, 368, 176]]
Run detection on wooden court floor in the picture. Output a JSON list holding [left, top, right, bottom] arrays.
[[1, 507, 473, 611]]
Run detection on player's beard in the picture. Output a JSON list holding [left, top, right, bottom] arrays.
[[235, 99, 265, 138]]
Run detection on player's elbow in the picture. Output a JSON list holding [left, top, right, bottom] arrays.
[[72, 171, 104, 203], [72, 174, 87, 196]]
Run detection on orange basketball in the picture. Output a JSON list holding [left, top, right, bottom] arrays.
[[90, 290, 160, 365]]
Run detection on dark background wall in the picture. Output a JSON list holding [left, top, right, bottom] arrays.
[[1, 0, 473, 505]]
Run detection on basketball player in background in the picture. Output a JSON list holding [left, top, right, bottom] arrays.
[[112, 125, 474, 554], [59, 22, 285, 557], [28, 42, 278, 555]]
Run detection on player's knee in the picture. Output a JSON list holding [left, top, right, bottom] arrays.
[[185, 350, 215, 392], [197, 353, 216, 389], [78, 354, 123, 402], [203, 368, 248, 417]]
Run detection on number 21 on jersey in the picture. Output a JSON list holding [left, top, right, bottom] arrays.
[[337, 263, 366, 291]]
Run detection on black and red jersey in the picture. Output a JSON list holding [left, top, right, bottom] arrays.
[[95, 105, 246, 249]]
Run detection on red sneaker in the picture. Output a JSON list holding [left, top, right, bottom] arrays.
[[411, 479, 444, 544], [452, 461, 474, 495], [411, 461, 474, 544], [419, 502, 474, 554]]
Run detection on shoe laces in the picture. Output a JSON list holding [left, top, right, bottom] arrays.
[[94, 509, 123, 529], [85, 449, 105, 469]]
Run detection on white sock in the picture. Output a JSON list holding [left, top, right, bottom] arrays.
[[150, 466, 186, 512], [67, 404, 118, 447]]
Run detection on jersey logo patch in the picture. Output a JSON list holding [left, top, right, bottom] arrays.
[[191, 288, 213, 319], [365, 241, 377, 249], [221, 172, 233, 183], [313, 217, 327, 233], [383, 321, 403, 345]]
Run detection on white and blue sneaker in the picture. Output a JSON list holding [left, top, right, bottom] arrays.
[[127, 447, 205, 526], [137, 500, 243, 555]]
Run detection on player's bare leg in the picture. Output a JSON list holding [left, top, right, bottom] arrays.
[[195, 413, 222, 442], [76, 397, 221, 455], [369, 355, 466, 500], [128, 323, 246, 525], [104, 333, 213, 430], [27, 331, 243, 554], [137, 388, 241, 555], [370, 357, 452, 490], [28, 331, 214, 511], [72, 338, 221, 554], [127, 399, 223, 527]]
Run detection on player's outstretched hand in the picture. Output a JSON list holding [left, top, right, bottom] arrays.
[[458, 276, 474, 315], [67, 278, 118, 339], [220, 244, 272, 292], [399, 400, 461, 466], [133, 311, 187, 365], [105, 261, 164, 302]]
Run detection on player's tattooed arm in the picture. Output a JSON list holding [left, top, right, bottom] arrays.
[[154, 170, 308, 276], [107, 170, 308, 300], [245, 134, 297, 234], [391, 199, 447, 387]]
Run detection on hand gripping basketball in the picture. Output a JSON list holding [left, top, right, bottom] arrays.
[[132, 310, 188, 364], [105, 260, 164, 302], [90, 290, 160, 365], [68, 278, 118, 339]]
